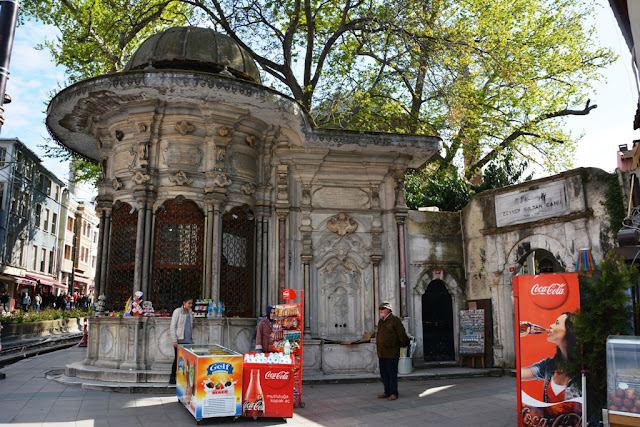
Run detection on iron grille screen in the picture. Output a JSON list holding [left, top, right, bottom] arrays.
[[220, 206, 255, 317], [151, 198, 204, 311], [106, 203, 136, 311]]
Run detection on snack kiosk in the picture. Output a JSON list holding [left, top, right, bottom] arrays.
[[604, 336, 640, 427], [176, 344, 243, 422]]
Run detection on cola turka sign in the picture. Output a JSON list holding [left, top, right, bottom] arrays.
[[513, 273, 582, 427]]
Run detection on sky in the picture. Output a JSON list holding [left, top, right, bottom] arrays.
[[0, 0, 638, 191]]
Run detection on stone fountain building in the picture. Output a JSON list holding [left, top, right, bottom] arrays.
[[46, 27, 442, 378]]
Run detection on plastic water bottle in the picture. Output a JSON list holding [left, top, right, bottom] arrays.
[[218, 301, 223, 317], [284, 340, 291, 356], [207, 301, 213, 318], [210, 301, 217, 317]]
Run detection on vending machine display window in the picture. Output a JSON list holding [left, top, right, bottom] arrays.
[[606, 335, 640, 419]]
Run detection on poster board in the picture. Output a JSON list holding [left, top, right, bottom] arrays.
[[459, 309, 485, 355], [514, 273, 582, 427]]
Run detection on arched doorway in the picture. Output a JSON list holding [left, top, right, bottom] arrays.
[[517, 249, 564, 275], [422, 280, 455, 361]]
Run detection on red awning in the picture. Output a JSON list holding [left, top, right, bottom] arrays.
[[73, 275, 93, 285], [9, 275, 37, 286], [25, 273, 67, 290]]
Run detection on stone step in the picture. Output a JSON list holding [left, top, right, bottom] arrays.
[[65, 361, 170, 383]]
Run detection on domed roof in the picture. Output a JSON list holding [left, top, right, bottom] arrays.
[[124, 27, 261, 84]]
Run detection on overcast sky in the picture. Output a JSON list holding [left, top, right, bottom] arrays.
[[0, 0, 637, 193]]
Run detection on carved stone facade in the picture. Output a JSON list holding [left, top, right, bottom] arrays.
[[46, 28, 441, 378]]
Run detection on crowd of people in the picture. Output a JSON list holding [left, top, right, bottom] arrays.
[[0, 290, 93, 314]]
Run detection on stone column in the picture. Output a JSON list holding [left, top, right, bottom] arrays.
[[397, 219, 407, 318], [141, 200, 153, 297], [94, 205, 106, 297], [255, 210, 264, 315], [204, 201, 215, 299], [211, 200, 223, 302], [99, 208, 112, 297], [275, 164, 290, 303], [133, 203, 146, 293]]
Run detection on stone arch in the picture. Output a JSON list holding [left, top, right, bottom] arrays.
[[504, 234, 572, 274], [411, 269, 464, 360]]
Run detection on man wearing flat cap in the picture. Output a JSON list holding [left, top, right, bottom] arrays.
[[376, 300, 409, 400]]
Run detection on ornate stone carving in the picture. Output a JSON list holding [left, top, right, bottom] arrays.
[[302, 184, 311, 206], [100, 158, 108, 179], [241, 182, 256, 195], [137, 123, 148, 132], [212, 173, 232, 187], [169, 170, 193, 186], [138, 141, 149, 165], [328, 213, 358, 236], [216, 147, 226, 162], [175, 120, 195, 135], [217, 126, 229, 137], [132, 170, 151, 185], [128, 147, 138, 171], [277, 165, 288, 202], [112, 178, 123, 190], [162, 144, 203, 168], [246, 135, 258, 147]]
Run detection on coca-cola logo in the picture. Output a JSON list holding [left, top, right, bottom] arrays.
[[264, 369, 292, 389], [528, 274, 569, 309], [243, 399, 264, 413]]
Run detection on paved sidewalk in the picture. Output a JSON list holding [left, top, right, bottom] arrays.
[[0, 346, 517, 426]]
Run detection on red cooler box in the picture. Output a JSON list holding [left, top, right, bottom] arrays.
[[242, 356, 295, 418]]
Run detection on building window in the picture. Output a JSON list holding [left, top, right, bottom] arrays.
[[38, 173, 45, 192], [92, 256, 96, 268], [25, 159, 33, 180], [0, 147, 6, 167], [44, 208, 50, 231], [21, 192, 29, 218], [32, 245, 38, 270], [46, 180, 52, 197], [54, 185, 59, 201], [6, 232, 14, 264], [16, 152, 23, 175], [67, 216, 74, 232], [18, 238, 24, 267], [35, 204, 42, 228], [40, 247, 46, 272], [48, 250, 54, 274], [10, 185, 18, 214], [51, 212, 57, 235], [64, 244, 71, 260]]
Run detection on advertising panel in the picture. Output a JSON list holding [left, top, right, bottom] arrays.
[[176, 345, 243, 420], [514, 273, 582, 427], [242, 360, 295, 418]]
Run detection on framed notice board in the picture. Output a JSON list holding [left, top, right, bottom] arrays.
[[459, 309, 485, 355]]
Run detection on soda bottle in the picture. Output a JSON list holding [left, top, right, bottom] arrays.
[[519, 321, 548, 337], [243, 369, 265, 418]]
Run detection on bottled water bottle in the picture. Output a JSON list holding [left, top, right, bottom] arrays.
[[284, 340, 291, 356]]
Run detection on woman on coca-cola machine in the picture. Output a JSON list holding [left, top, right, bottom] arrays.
[[520, 312, 581, 403], [255, 305, 275, 353]]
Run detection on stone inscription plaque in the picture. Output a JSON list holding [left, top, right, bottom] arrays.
[[495, 180, 569, 227], [313, 187, 369, 209]]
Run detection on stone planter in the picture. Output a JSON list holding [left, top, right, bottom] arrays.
[[1, 318, 83, 341]]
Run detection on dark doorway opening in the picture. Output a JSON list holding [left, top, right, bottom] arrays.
[[422, 280, 455, 361]]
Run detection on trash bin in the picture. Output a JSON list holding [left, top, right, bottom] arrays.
[[398, 357, 413, 374]]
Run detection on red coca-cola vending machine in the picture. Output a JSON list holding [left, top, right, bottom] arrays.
[[241, 356, 295, 419]]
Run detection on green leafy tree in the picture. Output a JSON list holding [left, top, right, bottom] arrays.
[[22, 0, 615, 188], [565, 251, 638, 422]]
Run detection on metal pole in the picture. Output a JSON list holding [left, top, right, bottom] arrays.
[[0, 0, 20, 133]]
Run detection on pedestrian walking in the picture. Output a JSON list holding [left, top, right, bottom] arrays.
[[33, 293, 42, 311], [22, 292, 31, 312], [0, 291, 9, 313], [376, 300, 410, 401]]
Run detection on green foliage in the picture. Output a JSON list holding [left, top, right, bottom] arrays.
[[406, 150, 534, 211], [22, 0, 615, 187], [405, 165, 472, 212], [599, 172, 626, 239], [1, 308, 88, 325], [564, 251, 637, 422]]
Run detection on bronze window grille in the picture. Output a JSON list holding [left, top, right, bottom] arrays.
[[220, 205, 255, 317], [106, 202, 137, 311], [151, 197, 204, 311]]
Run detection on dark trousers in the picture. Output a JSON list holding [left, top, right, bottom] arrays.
[[379, 357, 399, 396], [170, 346, 178, 383]]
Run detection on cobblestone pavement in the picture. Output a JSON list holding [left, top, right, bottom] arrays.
[[0, 346, 517, 426]]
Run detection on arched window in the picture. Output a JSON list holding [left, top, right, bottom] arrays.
[[106, 202, 137, 310], [220, 205, 255, 317], [151, 197, 204, 311]]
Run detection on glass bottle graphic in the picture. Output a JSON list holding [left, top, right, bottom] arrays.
[[243, 369, 265, 417]]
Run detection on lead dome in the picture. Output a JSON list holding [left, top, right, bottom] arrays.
[[124, 26, 262, 84]]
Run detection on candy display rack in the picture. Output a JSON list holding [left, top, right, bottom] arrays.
[[272, 289, 304, 408]]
